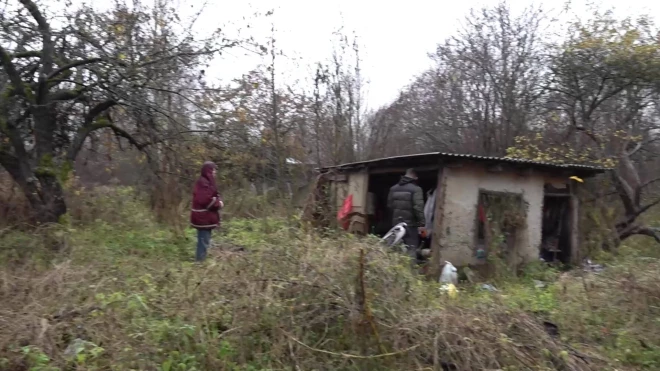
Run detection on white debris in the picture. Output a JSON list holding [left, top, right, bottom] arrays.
[[439, 261, 458, 285]]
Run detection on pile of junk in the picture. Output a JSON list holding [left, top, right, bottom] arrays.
[[381, 219, 458, 297]]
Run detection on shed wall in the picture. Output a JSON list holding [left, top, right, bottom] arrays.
[[437, 164, 547, 266], [330, 170, 369, 233], [332, 179, 348, 210], [347, 170, 368, 233]]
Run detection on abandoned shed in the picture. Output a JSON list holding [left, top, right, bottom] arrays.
[[311, 152, 608, 276]]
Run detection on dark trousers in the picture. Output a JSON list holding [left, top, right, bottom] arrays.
[[196, 229, 212, 262], [403, 226, 420, 263]]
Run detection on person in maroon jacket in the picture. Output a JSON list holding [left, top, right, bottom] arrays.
[[190, 161, 223, 262]]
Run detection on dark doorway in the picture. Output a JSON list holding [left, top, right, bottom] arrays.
[[366, 169, 438, 237], [540, 194, 572, 264]]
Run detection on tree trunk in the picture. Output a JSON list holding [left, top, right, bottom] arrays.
[[1, 158, 68, 224], [607, 153, 660, 246], [27, 172, 67, 224]]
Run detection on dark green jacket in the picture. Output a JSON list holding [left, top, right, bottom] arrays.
[[387, 176, 426, 227]]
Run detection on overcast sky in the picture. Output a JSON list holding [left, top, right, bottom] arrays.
[[78, 0, 659, 110]]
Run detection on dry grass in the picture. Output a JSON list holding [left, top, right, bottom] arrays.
[[0, 187, 658, 370], [0, 232, 608, 370], [549, 242, 660, 368]]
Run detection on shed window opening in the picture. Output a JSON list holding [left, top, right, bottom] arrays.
[[475, 191, 526, 261]]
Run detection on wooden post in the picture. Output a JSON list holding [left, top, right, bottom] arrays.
[[569, 182, 580, 265], [428, 165, 447, 280]]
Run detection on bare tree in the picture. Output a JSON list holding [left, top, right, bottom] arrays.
[[365, 1, 548, 157], [544, 11, 660, 243], [0, 0, 237, 223], [308, 28, 366, 166]]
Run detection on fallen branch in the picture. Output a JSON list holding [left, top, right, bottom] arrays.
[[51, 305, 102, 322], [255, 278, 344, 300], [281, 329, 420, 359]]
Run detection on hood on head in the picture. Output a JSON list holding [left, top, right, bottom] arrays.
[[398, 175, 416, 185], [201, 161, 217, 180]]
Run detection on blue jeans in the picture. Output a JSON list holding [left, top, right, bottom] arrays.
[[196, 229, 212, 262]]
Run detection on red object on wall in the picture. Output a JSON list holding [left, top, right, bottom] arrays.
[[337, 194, 353, 230], [478, 203, 486, 223]]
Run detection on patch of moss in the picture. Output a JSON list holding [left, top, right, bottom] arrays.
[[34, 155, 74, 185]]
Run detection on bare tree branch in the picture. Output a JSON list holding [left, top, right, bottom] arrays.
[[47, 57, 104, 79], [18, 0, 54, 103], [0, 44, 28, 99]]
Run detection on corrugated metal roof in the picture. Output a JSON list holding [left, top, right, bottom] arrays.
[[318, 152, 610, 173]]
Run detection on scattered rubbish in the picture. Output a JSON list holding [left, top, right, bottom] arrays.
[[582, 259, 604, 273], [439, 261, 458, 285], [422, 357, 457, 371], [476, 248, 487, 259], [463, 266, 478, 283], [381, 222, 408, 252], [63, 338, 100, 360], [212, 241, 246, 252], [439, 283, 458, 298], [63, 338, 85, 359], [480, 283, 498, 292], [542, 321, 559, 337], [533, 280, 546, 289]]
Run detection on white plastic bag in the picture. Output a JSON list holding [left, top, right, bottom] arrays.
[[381, 222, 408, 252], [439, 261, 458, 285], [423, 189, 436, 233]]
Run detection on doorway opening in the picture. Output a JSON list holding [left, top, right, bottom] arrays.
[[366, 169, 438, 238], [540, 193, 572, 264]]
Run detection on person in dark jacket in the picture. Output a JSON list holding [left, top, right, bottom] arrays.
[[190, 161, 223, 262], [387, 168, 426, 260]]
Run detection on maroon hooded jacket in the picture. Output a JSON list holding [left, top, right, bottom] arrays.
[[190, 162, 223, 230]]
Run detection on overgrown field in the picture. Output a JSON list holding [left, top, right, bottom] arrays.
[[1, 188, 659, 370]]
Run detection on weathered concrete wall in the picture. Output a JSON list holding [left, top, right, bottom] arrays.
[[438, 164, 546, 266], [332, 178, 348, 210], [329, 170, 369, 233], [347, 170, 369, 233]]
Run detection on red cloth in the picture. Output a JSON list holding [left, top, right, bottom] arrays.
[[337, 194, 353, 230], [190, 162, 223, 230]]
